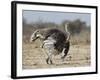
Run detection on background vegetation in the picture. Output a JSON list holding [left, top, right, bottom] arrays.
[[23, 18, 90, 45]]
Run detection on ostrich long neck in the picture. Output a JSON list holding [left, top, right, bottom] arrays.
[[65, 23, 70, 41], [65, 24, 68, 32]]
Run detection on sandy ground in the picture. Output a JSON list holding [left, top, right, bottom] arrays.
[[22, 40, 91, 69]]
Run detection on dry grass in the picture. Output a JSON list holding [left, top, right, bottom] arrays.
[[22, 39, 91, 69], [70, 31, 90, 45], [22, 26, 91, 69]]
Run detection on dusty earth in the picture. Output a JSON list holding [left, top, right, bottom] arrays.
[[22, 40, 91, 69]]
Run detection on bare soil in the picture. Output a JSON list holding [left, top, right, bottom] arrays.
[[22, 40, 91, 69]]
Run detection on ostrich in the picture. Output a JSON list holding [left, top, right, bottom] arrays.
[[30, 23, 70, 64]]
